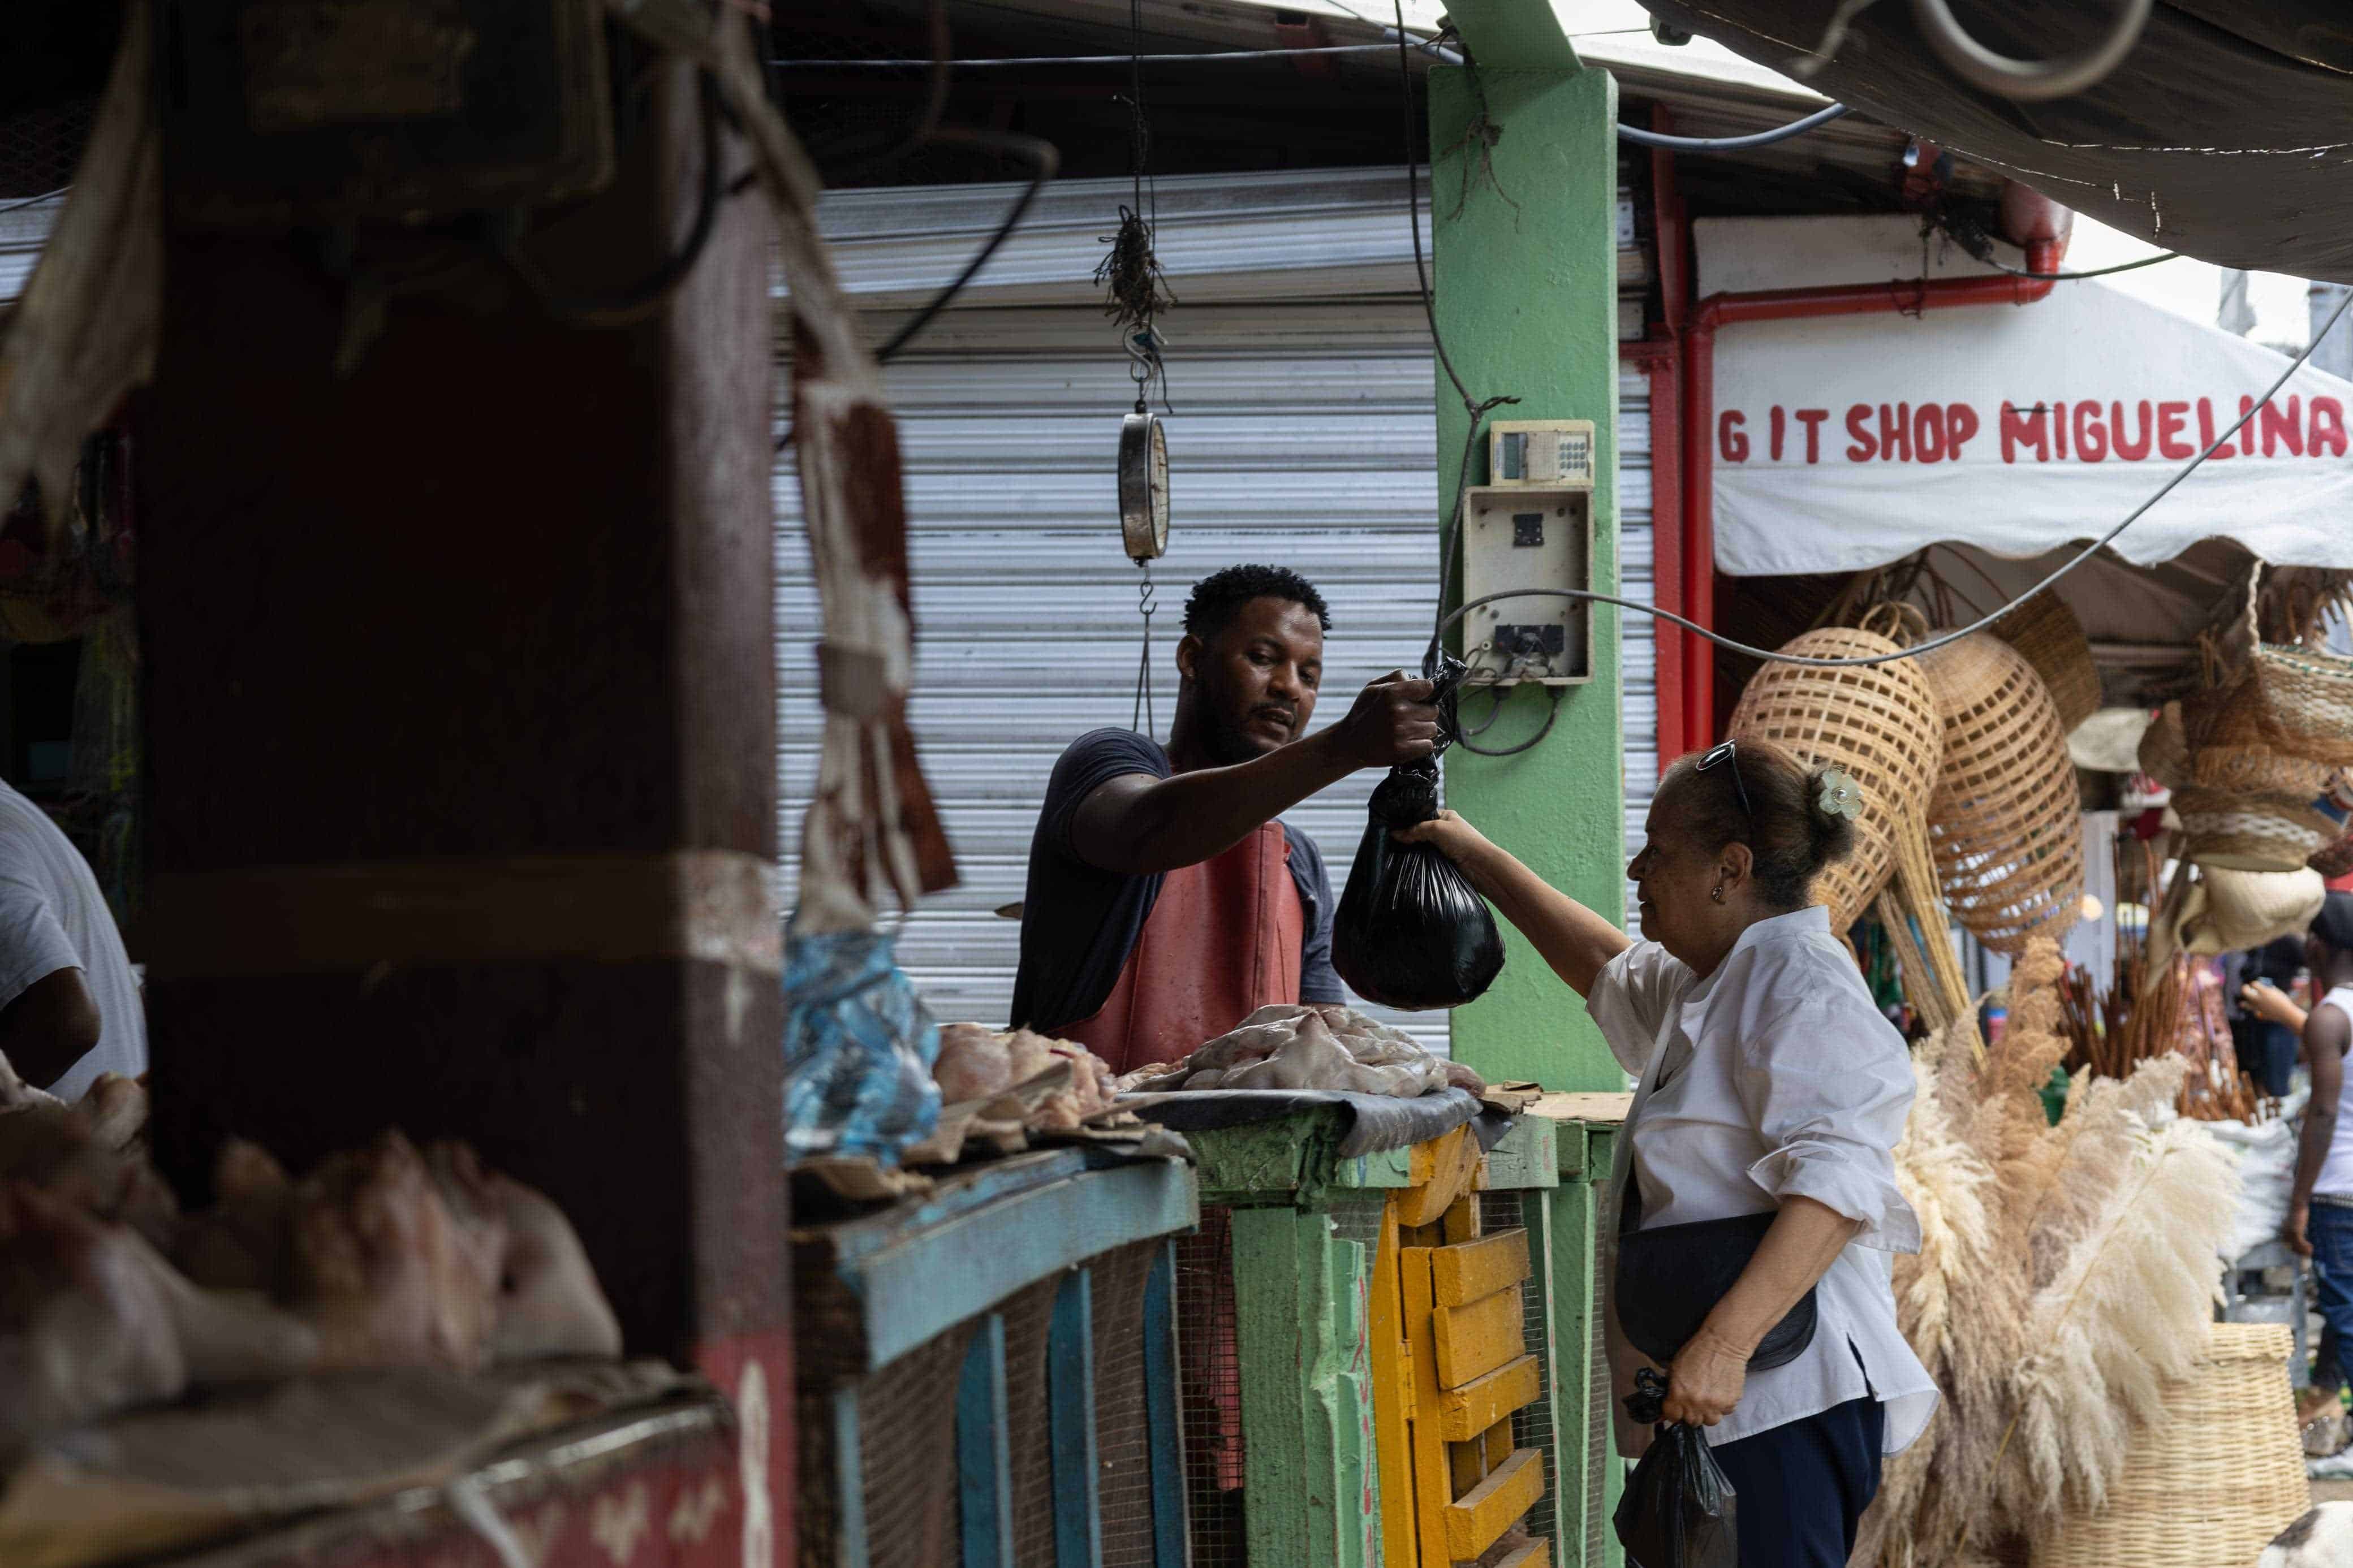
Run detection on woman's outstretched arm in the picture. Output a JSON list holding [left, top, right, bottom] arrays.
[[1397, 810, 1631, 999]]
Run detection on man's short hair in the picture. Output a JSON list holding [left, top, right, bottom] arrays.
[[1182, 564, 1332, 642]]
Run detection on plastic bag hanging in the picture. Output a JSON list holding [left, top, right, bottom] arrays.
[[1331, 654, 1506, 1010], [1613, 1368, 1739, 1568]]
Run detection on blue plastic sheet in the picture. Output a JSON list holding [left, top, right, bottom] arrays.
[[782, 927, 940, 1165]]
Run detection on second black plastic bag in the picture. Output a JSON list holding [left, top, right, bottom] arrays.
[[1331, 757, 1505, 1010], [1613, 1370, 1738, 1568]]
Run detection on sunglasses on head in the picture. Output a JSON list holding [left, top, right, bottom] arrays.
[[1696, 740, 1752, 819]]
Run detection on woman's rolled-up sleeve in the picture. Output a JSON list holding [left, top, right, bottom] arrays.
[[1585, 940, 1687, 1079], [1736, 997, 1921, 1253]]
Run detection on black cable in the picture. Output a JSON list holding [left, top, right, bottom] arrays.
[[500, 72, 723, 326], [1977, 248, 2182, 280], [1614, 102, 1853, 151], [775, 129, 1059, 452], [1453, 689, 1563, 756], [0, 186, 68, 215], [772, 44, 1433, 68]]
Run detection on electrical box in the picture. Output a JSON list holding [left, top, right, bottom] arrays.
[[1488, 418, 1596, 489], [1460, 420, 1596, 687]]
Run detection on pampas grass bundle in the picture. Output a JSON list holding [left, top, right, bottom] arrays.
[[1859, 937, 2242, 1565], [2005, 1112, 2237, 1522]]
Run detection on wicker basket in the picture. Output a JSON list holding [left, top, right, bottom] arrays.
[[2239, 571, 2353, 765], [1993, 590, 2101, 734], [2178, 785, 2343, 874], [1917, 632, 2083, 954], [1727, 611, 1945, 932], [2136, 701, 2187, 789], [2036, 1324, 2309, 1568]]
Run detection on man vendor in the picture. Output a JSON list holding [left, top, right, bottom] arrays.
[[1011, 564, 1439, 1073]]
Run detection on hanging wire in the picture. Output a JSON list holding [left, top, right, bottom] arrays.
[[1131, 561, 1159, 733], [1974, 247, 2182, 280], [1614, 102, 1854, 151]]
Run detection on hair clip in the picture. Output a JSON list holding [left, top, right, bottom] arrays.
[[1817, 767, 1864, 820]]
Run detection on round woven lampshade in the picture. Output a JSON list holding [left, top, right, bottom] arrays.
[[1727, 623, 1943, 932], [1917, 632, 2084, 954], [1992, 589, 2101, 734]]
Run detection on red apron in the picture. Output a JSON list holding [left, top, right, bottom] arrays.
[[1060, 820, 1305, 1076]]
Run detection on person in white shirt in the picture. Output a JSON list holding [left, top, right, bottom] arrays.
[[1403, 737, 1935, 1566], [0, 776, 145, 1098]]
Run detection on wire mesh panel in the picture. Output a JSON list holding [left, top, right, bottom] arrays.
[[0, 99, 93, 198], [1480, 1190, 1561, 1552], [857, 1319, 981, 1568], [998, 1273, 1068, 1567], [1587, 1215, 1611, 1567], [1093, 1239, 1162, 1568], [1177, 1207, 1247, 1567]]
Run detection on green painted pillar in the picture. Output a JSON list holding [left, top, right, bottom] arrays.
[[1432, 6, 1625, 1090]]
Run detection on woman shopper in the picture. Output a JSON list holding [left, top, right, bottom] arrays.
[[1402, 738, 1936, 1566]]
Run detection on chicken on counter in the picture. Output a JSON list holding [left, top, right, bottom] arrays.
[[0, 1051, 628, 1457], [1119, 1004, 1485, 1099], [932, 1023, 1121, 1132]]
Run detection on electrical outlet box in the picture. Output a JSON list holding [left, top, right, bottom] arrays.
[[1459, 485, 1593, 686], [1488, 419, 1597, 488]]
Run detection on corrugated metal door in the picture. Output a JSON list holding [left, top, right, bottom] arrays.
[[780, 172, 1656, 1051]]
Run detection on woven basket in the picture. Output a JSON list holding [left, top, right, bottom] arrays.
[[2178, 784, 2341, 873], [2136, 701, 2187, 789], [2241, 571, 2353, 764], [1727, 610, 1945, 932], [2036, 1324, 2309, 1568], [1917, 632, 2083, 954], [1993, 590, 2101, 734]]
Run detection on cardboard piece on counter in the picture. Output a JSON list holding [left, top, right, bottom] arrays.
[[0, 1361, 694, 1568], [1479, 1081, 1544, 1117], [795, 1155, 934, 1202], [1526, 1090, 1635, 1125]]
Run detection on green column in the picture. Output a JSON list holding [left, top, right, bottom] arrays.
[[1432, 6, 1625, 1090]]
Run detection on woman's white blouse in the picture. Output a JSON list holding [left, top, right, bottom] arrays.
[[1588, 905, 1938, 1455]]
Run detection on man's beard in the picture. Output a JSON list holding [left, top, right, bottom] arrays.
[[1191, 671, 1288, 767]]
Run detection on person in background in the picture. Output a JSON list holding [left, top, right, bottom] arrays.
[[2269, 894, 2353, 1426], [1403, 738, 1934, 1566], [2231, 932, 2308, 1098], [1010, 563, 1438, 1074], [0, 774, 144, 1097]]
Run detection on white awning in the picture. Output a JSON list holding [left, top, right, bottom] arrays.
[[1699, 216, 2353, 577]]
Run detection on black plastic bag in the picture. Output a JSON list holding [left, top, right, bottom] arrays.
[[1613, 1368, 1738, 1568], [1331, 756, 1505, 1010]]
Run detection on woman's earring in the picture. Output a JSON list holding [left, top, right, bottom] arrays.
[[1711, 885, 1726, 904]]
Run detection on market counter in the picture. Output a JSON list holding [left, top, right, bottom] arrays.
[[791, 1144, 1201, 1568], [12, 1373, 754, 1568], [1177, 1090, 1631, 1568]]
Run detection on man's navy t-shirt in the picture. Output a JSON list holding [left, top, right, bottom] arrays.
[[1009, 728, 1344, 1034]]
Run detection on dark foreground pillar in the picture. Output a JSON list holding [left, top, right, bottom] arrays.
[[136, 51, 788, 1543]]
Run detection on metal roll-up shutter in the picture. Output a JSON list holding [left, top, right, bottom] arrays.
[[781, 172, 1658, 1054]]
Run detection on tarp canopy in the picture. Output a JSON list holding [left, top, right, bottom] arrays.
[[1640, 0, 2353, 285], [1701, 216, 2353, 581]]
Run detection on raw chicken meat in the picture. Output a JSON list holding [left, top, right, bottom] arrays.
[[425, 1142, 623, 1362], [933, 1022, 1014, 1104], [0, 1079, 177, 1246], [933, 1025, 1118, 1131], [173, 1140, 298, 1297], [292, 1131, 502, 1373], [1122, 1004, 1483, 1099]]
